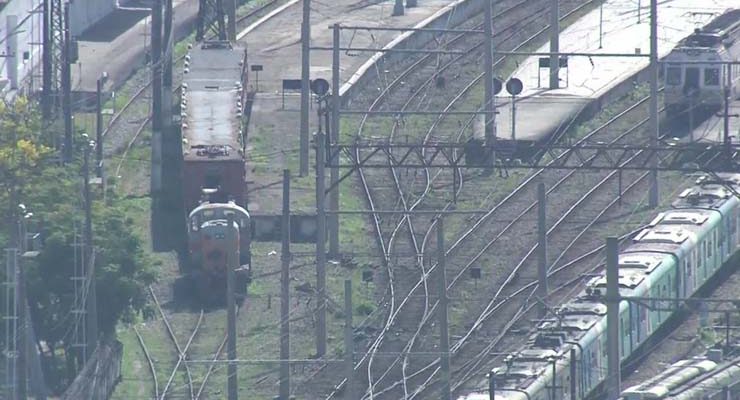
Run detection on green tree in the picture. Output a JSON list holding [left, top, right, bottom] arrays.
[[0, 98, 156, 391]]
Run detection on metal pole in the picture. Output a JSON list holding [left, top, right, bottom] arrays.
[[488, 371, 495, 400], [724, 64, 731, 148], [393, 0, 404, 16], [511, 95, 516, 141], [42, 0, 52, 120], [570, 348, 577, 400], [606, 237, 620, 400], [151, 0, 163, 200], [62, 2, 72, 162], [329, 24, 340, 258], [637, 0, 641, 23], [537, 183, 548, 318], [725, 311, 730, 349], [15, 246, 26, 400], [598, 4, 603, 49], [226, 214, 238, 400], [315, 132, 327, 357], [96, 77, 104, 178], [549, 0, 559, 89], [83, 140, 98, 356], [279, 170, 291, 400], [226, 0, 236, 41], [6, 15, 18, 90], [162, 0, 173, 134], [299, 0, 310, 176], [648, 0, 659, 208], [5, 249, 18, 400], [343, 279, 354, 400], [483, 0, 495, 147], [437, 218, 451, 400]]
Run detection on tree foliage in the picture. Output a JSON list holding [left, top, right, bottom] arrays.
[[0, 98, 155, 391]]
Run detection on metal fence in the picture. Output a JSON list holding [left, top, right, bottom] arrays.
[[61, 338, 123, 400]]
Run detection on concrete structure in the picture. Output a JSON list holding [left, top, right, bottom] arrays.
[[492, 0, 739, 143], [0, 0, 43, 96], [68, 0, 117, 37]]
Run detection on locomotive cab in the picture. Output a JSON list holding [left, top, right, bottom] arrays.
[[182, 201, 251, 304]]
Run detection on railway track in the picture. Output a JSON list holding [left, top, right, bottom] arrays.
[[319, 0, 603, 398], [134, 285, 249, 399]]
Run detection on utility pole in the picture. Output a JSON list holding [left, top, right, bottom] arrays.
[[279, 170, 291, 400], [4, 248, 18, 400], [437, 218, 451, 400], [151, 0, 163, 203], [62, 2, 72, 162], [162, 0, 173, 133], [648, 0, 659, 208], [537, 183, 548, 318], [226, 0, 236, 41], [483, 0, 495, 148], [42, 0, 52, 120], [15, 240, 27, 400], [329, 24, 340, 258], [343, 279, 354, 400], [6, 15, 19, 90], [549, 0, 559, 89], [83, 136, 98, 355], [606, 237, 620, 400], [226, 214, 238, 400], [393, 0, 404, 16], [723, 64, 731, 149], [95, 73, 108, 179], [315, 131, 327, 357], [299, 0, 310, 176]]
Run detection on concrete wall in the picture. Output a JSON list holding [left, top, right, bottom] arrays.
[[69, 0, 118, 37], [0, 0, 43, 97]]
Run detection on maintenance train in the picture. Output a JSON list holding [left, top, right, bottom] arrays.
[[664, 9, 740, 117], [458, 173, 740, 400], [178, 40, 251, 303]]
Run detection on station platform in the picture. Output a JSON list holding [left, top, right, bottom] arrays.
[[241, 0, 465, 213], [492, 0, 740, 143], [71, 0, 198, 95]]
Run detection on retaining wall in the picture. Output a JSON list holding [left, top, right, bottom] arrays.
[[69, 0, 118, 37]]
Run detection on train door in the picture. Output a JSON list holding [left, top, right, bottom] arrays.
[[631, 302, 640, 346], [685, 68, 700, 93]]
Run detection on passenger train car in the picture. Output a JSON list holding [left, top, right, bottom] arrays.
[[458, 174, 740, 400], [178, 40, 251, 303], [664, 9, 740, 116]]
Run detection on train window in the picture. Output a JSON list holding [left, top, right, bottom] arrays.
[[704, 68, 720, 86], [708, 237, 712, 256], [666, 66, 681, 85]]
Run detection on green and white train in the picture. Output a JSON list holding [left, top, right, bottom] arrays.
[[458, 173, 740, 400]]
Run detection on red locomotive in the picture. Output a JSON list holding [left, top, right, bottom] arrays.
[[177, 40, 251, 303]]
